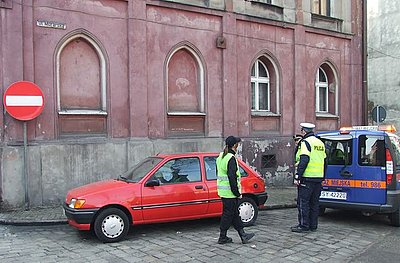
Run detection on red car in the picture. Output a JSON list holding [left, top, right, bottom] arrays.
[[63, 152, 268, 242]]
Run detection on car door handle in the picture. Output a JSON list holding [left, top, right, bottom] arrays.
[[195, 185, 203, 190], [340, 170, 352, 178]]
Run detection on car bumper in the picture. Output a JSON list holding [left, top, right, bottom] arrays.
[[320, 189, 400, 213], [63, 203, 99, 228], [254, 191, 268, 207]]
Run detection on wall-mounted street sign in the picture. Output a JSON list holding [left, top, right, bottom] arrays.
[[3, 81, 45, 121], [36, 20, 66, 30]]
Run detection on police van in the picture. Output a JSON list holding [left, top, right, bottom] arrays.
[[316, 125, 400, 226]]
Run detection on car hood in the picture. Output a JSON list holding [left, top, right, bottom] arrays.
[[66, 179, 132, 200]]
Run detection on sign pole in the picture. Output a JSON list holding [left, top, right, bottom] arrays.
[[23, 121, 29, 210], [377, 105, 380, 126]]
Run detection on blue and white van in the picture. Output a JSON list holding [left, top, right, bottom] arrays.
[[317, 125, 400, 226]]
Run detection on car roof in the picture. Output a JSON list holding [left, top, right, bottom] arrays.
[[317, 129, 388, 138], [155, 152, 219, 158]]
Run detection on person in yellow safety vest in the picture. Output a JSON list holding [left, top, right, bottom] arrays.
[[293, 134, 303, 167], [291, 123, 327, 233], [216, 136, 255, 244]]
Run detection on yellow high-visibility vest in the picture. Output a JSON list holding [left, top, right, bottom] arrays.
[[299, 136, 326, 178], [216, 152, 241, 198]]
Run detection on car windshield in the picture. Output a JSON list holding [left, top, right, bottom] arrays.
[[120, 157, 163, 182]]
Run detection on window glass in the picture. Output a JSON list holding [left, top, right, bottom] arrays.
[[319, 86, 327, 112], [258, 83, 269, 110], [358, 135, 385, 167], [204, 156, 248, 180], [251, 59, 270, 111], [323, 139, 352, 165], [319, 68, 327, 82], [150, 157, 201, 184], [312, 0, 331, 16]]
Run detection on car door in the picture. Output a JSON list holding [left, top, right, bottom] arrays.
[[141, 156, 209, 222], [203, 155, 221, 215], [355, 134, 387, 204]]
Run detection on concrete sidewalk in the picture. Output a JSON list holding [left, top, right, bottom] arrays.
[[0, 187, 297, 226]]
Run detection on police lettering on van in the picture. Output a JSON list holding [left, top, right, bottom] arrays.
[[316, 125, 400, 226]]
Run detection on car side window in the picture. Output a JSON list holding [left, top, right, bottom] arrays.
[[358, 135, 385, 167], [323, 139, 352, 165], [204, 156, 248, 181], [150, 157, 201, 184]]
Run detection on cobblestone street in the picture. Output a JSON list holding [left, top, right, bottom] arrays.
[[0, 208, 396, 263]]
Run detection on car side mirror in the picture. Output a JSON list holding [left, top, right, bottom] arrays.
[[145, 179, 160, 187]]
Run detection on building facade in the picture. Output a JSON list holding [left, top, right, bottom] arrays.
[[368, 0, 400, 129], [0, 0, 365, 209]]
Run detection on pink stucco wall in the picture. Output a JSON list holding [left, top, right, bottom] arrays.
[[0, 0, 365, 207]]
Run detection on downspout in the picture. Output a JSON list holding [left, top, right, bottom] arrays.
[[362, 0, 368, 125]]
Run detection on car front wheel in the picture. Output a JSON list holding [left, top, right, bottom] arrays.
[[94, 208, 129, 243], [238, 197, 258, 226]]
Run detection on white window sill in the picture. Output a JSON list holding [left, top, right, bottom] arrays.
[[167, 112, 206, 116], [316, 112, 338, 118], [251, 111, 281, 117], [58, 110, 108, 116]]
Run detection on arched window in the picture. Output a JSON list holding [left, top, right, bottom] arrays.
[[250, 54, 280, 133], [55, 32, 107, 137], [315, 63, 338, 115], [166, 45, 205, 136]]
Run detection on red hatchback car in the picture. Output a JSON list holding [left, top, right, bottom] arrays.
[[63, 152, 268, 242]]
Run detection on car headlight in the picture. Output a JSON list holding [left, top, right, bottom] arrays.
[[68, 198, 86, 209]]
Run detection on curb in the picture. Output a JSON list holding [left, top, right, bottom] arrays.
[[0, 219, 68, 226]]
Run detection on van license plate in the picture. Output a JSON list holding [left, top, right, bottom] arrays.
[[320, 191, 347, 200]]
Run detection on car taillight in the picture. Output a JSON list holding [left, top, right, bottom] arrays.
[[386, 149, 394, 185]]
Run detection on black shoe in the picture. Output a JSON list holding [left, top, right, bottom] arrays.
[[310, 228, 317, 232], [240, 232, 255, 244], [290, 226, 309, 233], [218, 236, 233, 244]]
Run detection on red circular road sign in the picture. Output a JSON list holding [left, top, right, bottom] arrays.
[[3, 81, 45, 121]]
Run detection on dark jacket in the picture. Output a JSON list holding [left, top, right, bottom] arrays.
[[226, 149, 241, 197]]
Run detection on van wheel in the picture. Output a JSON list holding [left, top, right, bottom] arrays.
[[94, 208, 129, 242], [238, 197, 258, 227], [318, 207, 326, 216], [389, 207, 400, 227]]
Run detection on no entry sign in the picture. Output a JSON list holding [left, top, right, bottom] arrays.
[[3, 81, 45, 121]]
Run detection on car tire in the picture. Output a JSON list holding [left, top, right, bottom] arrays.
[[94, 208, 130, 243], [389, 207, 400, 227], [318, 207, 326, 216], [238, 197, 258, 227]]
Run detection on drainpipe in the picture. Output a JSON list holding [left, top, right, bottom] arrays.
[[362, 0, 368, 125]]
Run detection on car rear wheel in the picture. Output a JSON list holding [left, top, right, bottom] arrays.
[[238, 197, 258, 226], [94, 208, 129, 243], [389, 206, 400, 227]]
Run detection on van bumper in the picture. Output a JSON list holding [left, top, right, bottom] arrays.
[[320, 189, 400, 213]]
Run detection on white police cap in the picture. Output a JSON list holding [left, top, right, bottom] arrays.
[[300, 122, 315, 129]]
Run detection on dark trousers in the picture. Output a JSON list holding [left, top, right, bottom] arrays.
[[297, 181, 322, 230], [220, 198, 243, 233]]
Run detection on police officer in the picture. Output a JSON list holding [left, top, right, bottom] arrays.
[[291, 123, 326, 233], [216, 136, 255, 244]]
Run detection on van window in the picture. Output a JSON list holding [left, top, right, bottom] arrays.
[[389, 135, 400, 166], [323, 139, 352, 165], [358, 135, 385, 167]]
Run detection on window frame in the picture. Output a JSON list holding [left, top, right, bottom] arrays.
[[56, 33, 107, 116], [312, 0, 331, 17], [315, 67, 329, 113]]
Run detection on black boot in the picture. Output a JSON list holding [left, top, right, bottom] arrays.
[[238, 228, 255, 244], [218, 230, 233, 244]]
